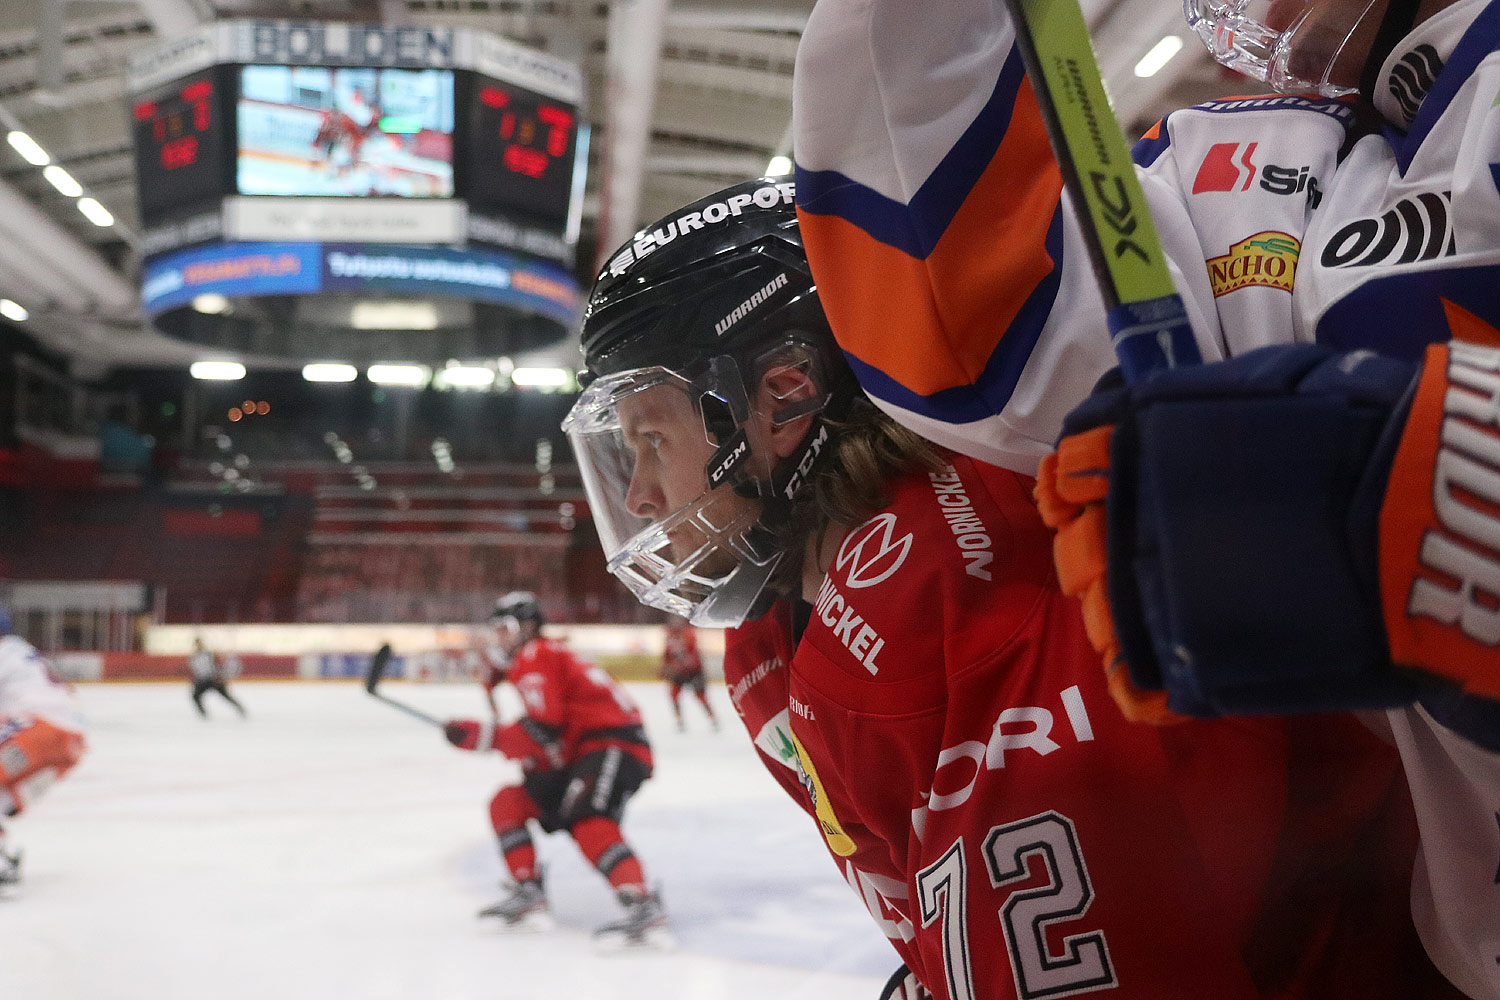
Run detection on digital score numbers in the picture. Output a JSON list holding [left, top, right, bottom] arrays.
[[130, 69, 228, 226], [468, 79, 579, 228]]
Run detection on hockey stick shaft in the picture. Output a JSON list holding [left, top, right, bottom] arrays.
[[369, 689, 444, 728], [364, 643, 443, 728], [1002, 0, 1202, 380]]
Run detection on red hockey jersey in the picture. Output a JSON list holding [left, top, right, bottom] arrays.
[[724, 455, 1433, 1000], [500, 637, 653, 771]]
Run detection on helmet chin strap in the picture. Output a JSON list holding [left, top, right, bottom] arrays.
[[1359, 0, 1424, 105]]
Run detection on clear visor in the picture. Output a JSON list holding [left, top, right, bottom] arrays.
[[1184, 0, 1382, 96], [562, 368, 780, 627]]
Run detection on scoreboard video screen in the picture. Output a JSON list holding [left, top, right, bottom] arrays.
[[466, 77, 579, 229], [128, 21, 587, 267], [132, 68, 230, 227], [237, 65, 455, 198]]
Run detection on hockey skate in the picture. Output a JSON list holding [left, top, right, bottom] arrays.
[[477, 877, 553, 931], [593, 887, 673, 951]]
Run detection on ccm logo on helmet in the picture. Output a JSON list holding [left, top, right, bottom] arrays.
[[707, 434, 750, 486], [780, 424, 829, 501], [607, 182, 796, 277]]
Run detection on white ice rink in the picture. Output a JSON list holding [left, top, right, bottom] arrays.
[[0, 680, 893, 1000]]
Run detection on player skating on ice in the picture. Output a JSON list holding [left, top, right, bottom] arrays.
[[564, 179, 1454, 999], [792, 0, 1500, 994], [187, 636, 246, 719], [0, 607, 88, 887], [660, 622, 716, 732], [443, 592, 667, 945]]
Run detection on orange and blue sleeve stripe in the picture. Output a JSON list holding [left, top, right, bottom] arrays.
[[796, 49, 1066, 425]]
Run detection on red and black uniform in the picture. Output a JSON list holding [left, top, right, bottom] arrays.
[[662, 625, 716, 729], [724, 453, 1438, 1000], [450, 636, 654, 895]]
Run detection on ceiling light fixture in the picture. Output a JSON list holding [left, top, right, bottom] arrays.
[[435, 365, 496, 389], [190, 361, 247, 381], [43, 165, 82, 197], [1134, 35, 1185, 78], [6, 131, 49, 166], [77, 198, 115, 227], [366, 364, 431, 387], [302, 363, 359, 383], [511, 367, 571, 387]]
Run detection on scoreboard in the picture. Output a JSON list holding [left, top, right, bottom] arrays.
[[124, 22, 588, 365], [130, 68, 230, 224], [125, 21, 586, 267], [467, 78, 579, 230]]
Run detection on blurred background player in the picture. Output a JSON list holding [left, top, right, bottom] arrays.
[[564, 179, 1447, 999], [187, 636, 247, 720], [475, 618, 510, 723], [444, 591, 666, 945], [0, 606, 88, 886], [660, 622, 716, 732], [311, 106, 359, 178]]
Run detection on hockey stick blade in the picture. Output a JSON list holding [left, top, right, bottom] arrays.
[[1001, 0, 1201, 381]]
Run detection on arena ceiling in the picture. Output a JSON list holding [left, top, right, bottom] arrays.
[[0, 0, 1240, 374]]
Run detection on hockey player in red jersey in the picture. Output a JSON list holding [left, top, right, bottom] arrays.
[[660, 622, 717, 732], [443, 592, 666, 944], [0, 607, 87, 886], [563, 180, 1453, 1000]]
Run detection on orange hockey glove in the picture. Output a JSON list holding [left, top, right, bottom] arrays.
[[1036, 421, 1179, 724]]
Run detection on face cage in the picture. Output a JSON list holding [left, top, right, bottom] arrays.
[[1184, 0, 1380, 96], [562, 367, 785, 629], [607, 495, 783, 628]]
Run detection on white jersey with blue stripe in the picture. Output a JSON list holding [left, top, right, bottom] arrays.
[[795, 0, 1500, 474]]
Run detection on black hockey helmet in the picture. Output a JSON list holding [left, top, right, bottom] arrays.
[[490, 591, 546, 630], [580, 177, 829, 379], [564, 177, 856, 628]]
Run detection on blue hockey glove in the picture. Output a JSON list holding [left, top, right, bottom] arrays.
[[1039, 336, 1500, 746]]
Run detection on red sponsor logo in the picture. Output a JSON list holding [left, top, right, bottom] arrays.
[[1192, 141, 1259, 194]]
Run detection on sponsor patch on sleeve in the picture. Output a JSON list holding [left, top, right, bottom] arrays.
[[1206, 231, 1299, 297]]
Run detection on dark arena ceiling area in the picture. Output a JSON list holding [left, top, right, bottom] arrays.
[[0, 0, 1247, 378]]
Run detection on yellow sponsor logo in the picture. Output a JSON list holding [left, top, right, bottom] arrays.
[[1207, 231, 1300, 297], [790, 731, 857, 857]]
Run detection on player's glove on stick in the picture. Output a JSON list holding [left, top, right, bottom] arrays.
[[1037, 334, 1500, 741], [444, 719, 496, 751]]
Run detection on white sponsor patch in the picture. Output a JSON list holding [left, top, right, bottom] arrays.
[[605, 182, 796, 277], [928, 465, 995, 581]]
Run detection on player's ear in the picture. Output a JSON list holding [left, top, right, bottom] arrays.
[[756, 364, 819, 460]]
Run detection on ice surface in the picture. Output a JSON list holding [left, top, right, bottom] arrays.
[[0, 681, 893, 1000]]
